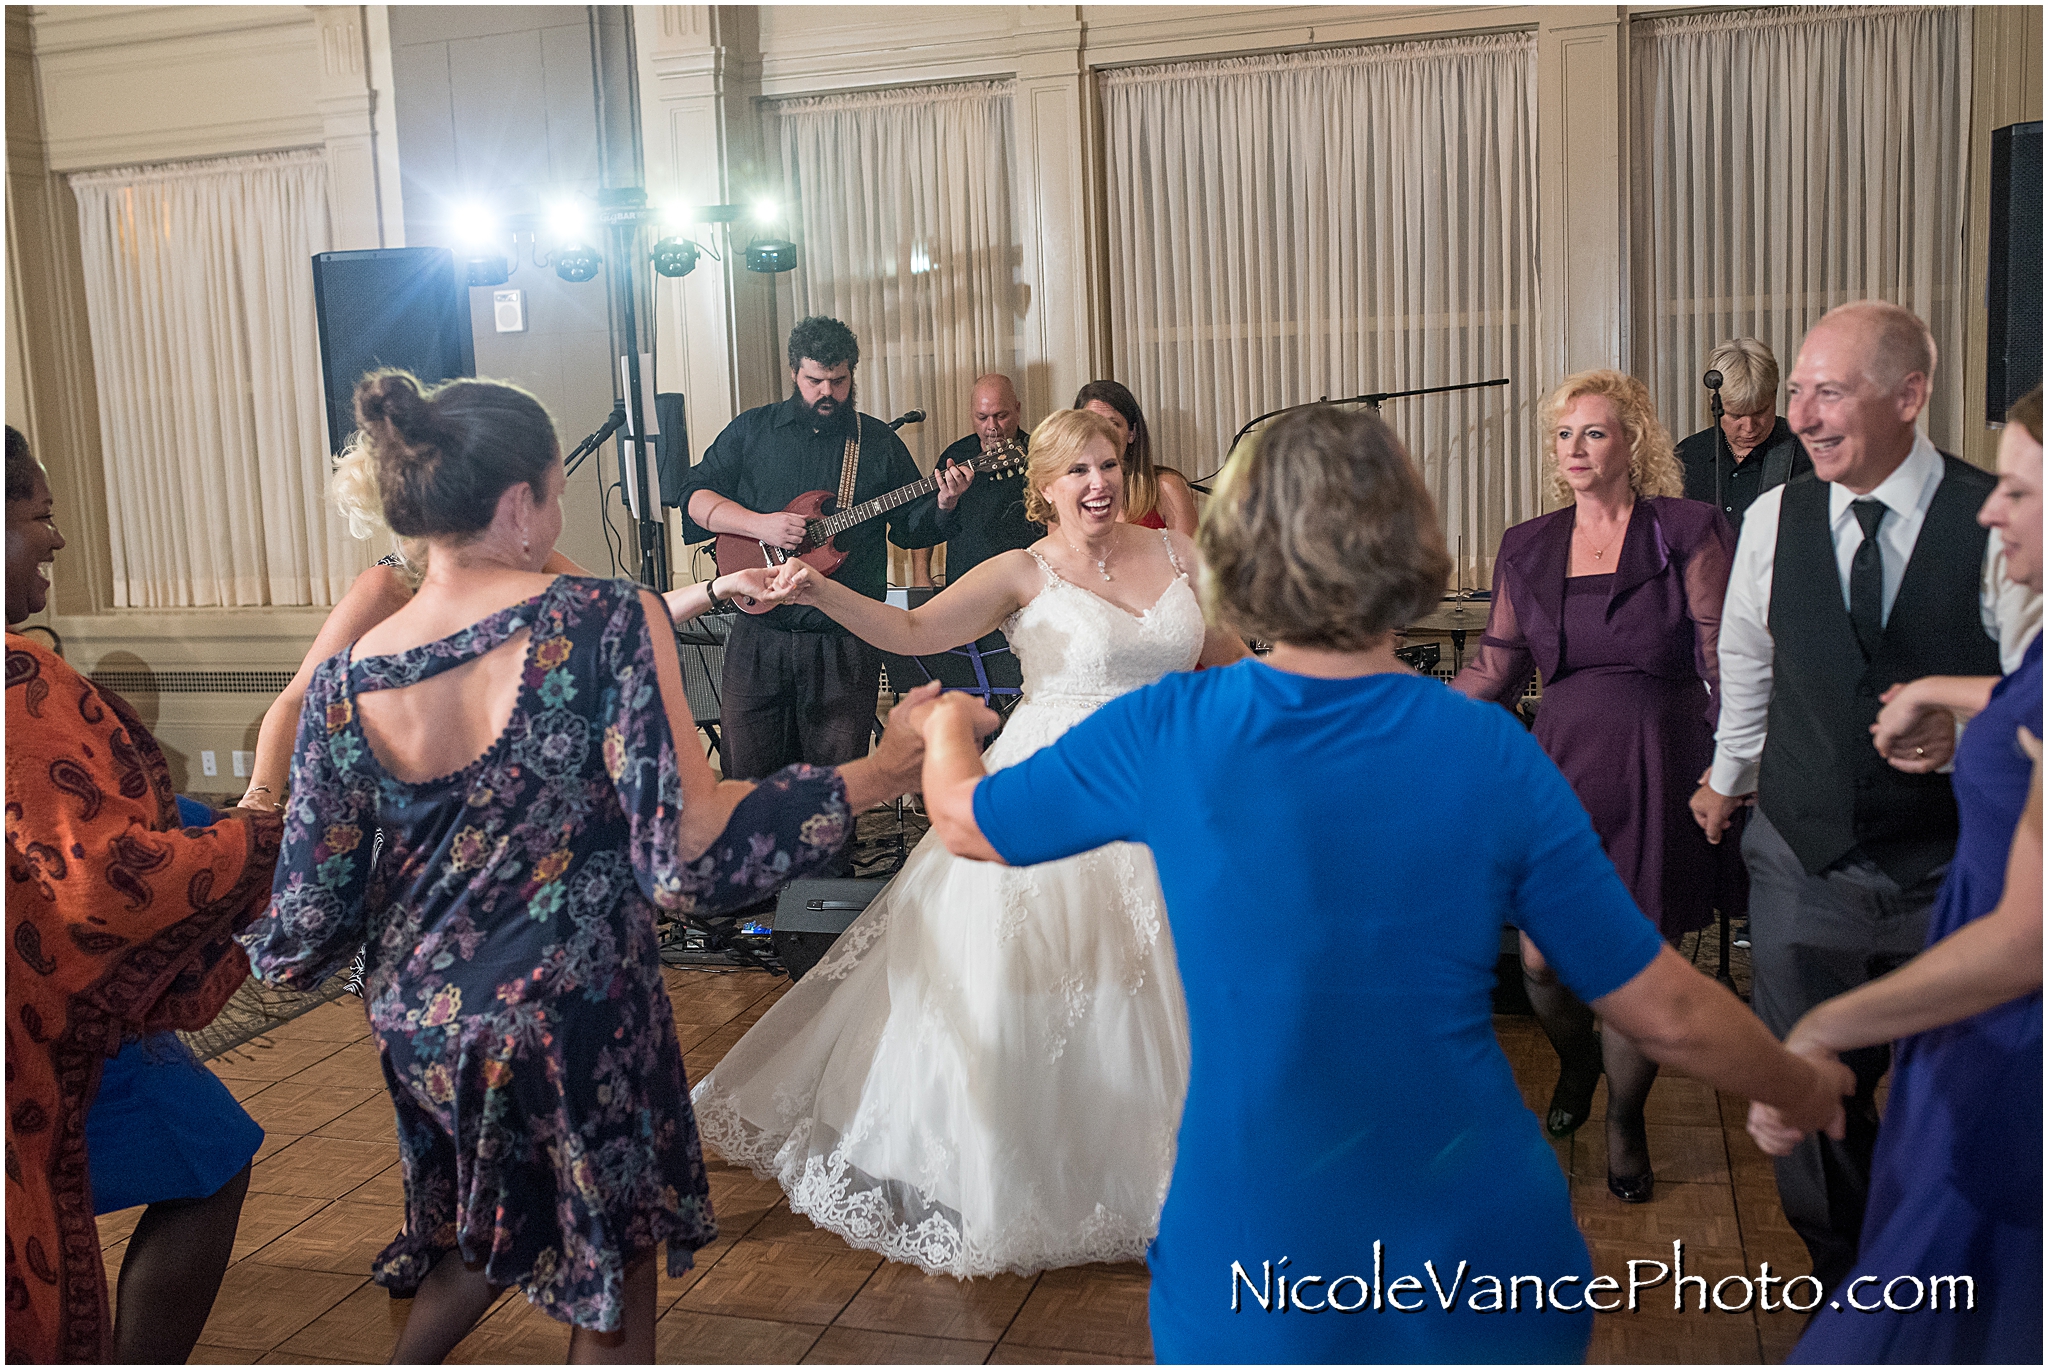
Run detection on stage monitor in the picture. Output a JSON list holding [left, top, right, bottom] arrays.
[[1987, 120, 2042, 424], [311, 247, 476, 456]]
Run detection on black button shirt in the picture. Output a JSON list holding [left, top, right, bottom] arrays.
[[1676, 416, 1812, 526], [680, 396, 944, 633], [922, 431, 1042, 581]]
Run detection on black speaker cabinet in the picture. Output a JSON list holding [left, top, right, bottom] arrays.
[[311, 247, 476, 456], [1987, 120, 2042, 424], [771, 878, 885, 982]]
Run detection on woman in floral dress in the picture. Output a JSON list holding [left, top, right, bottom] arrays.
[[239, 371, 947, 1361]]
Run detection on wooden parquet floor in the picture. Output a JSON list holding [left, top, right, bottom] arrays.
[[123, 973, 1817, 1364]]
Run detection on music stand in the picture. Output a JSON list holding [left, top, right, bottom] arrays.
[[877, 629, 1024, 712]]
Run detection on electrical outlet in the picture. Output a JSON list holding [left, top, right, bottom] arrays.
[[200, 750, 218, 777], [232, 750, 253, 779]]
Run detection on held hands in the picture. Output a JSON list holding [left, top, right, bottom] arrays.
[[865, 681, 943, 793], [918, 689, 1003, 746], [752, 509, 809, 550], [1689, 770, 1754, 844], [717, 567, 777, 611], [761, 561, 822, 606], [1745, 1037, 1855, 1156], [934, 461, 976, 511], [1870, 681, 1957, 773]]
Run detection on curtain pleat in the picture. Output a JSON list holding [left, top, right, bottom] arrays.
[[1100, 35, 1540, 580], [1628, 6, 1972, 452], [71, 150, 359, 609], [766, 81, 1020, 478]]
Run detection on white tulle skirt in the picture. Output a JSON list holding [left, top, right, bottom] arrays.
[[689, 698, 1192, 1278]]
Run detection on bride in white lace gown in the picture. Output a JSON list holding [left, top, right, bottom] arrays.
[[690, 409, 1246, 1277]]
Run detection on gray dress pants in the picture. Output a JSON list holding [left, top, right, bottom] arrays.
[[1742, 809, 1944, 1295]]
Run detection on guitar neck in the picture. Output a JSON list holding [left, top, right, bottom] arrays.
[[811, 446, 1012, 541], [814, 472, 942, 539]]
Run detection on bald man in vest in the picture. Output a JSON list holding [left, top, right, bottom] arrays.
[[1691, 301, 2026, 1295]]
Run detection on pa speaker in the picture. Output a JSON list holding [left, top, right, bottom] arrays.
[[311, 247, 476, 455], [772, 878, 885, 981], [1987, 120, 2042, 423]]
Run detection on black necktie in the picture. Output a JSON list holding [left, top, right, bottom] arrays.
[[1850, 498, 1887, 659]]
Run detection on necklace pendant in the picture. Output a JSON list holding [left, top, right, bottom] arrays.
[[1096, 559, 1113, 582]]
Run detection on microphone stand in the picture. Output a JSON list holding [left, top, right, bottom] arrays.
[[564, 401, 629, 479], [1709, 383, 1727, 516], [1193, 377, 1512, 494]]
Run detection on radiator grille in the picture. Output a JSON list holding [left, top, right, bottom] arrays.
[[89, 670, 294, 696]]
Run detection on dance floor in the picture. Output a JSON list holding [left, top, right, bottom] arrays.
[[122, 969, 1816, 1364]]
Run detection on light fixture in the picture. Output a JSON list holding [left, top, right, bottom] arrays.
[[752, 197, 781, 225], [465, 255, 510, 287], [660, 200, 695, 232], [652, 236, 699, 279], [745, 236, 796, 274], [554, 243, 602, 283], [548, 199, 592, 244], [450, 200, 500, 250]]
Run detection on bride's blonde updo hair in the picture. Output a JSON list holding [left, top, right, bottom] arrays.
[[1022, 408, 1125, 524], [352, 370, 559, 541], [328, 435, 426, 586]]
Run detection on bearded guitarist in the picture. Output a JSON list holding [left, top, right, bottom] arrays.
[[681, 316, 952, 782]]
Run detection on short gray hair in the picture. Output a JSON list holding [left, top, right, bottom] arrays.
[[1198, 406, 1449, 651], [1708, 338, 1780, 415]]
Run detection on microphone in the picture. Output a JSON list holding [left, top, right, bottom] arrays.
[[1703, 369, 1723, 390], [887, 409, 926, 431], [1703, 369, 1725, 420]]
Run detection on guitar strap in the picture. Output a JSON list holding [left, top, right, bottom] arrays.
[[835, 423, 861, 518]]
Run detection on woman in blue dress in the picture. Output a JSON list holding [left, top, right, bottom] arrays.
[[912, 405, 1852, 1363], [1754, 385, 2042, 1363], [239, 372, 935, 1362]]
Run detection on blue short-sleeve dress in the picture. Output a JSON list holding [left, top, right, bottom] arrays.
[[240, 577, 854, 1331], [975, 660, 1663, 1364]]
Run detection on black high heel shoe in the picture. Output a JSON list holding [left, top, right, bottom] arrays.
[[1544, 1052, 1602, 1139], [1607, 1170, 1655, 1204]]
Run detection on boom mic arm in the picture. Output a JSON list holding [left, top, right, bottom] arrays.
[[565, 401, 629, 478]]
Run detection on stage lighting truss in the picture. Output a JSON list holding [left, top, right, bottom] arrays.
[[455, 193, 794, 293]]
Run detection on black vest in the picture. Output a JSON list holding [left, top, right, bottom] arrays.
[[1760, 454, 2000, 886]]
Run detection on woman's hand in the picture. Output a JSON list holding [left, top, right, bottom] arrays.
[[916, 689, 1003, 746], [764, 561, 822, 605], [837, 682, 948, 809], [1746, 1043, 1853, 1156], [1871, 679, 1957, 772], [719, 566, 777, 610]]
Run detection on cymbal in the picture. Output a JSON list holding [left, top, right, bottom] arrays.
[[1405, 603, 1488, 633]]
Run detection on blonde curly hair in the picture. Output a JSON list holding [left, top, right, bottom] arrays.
[[1022, 409, 1126, 524], [329, 435, 426, 588], [1540, 370, 1683, 505]]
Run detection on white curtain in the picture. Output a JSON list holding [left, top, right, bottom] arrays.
[[1100, 34, 1540, 580], [71, 149, 364, 608], [766, 80, 1021, 477], [1630, 6, 1973, 452]]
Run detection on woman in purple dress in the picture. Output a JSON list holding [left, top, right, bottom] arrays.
[[1754, 385, 2042, 1363], [239, 372, 935, 1362], [1455, 370, 1735, 1204]]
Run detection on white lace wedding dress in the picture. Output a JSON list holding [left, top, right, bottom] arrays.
[[690, 538, 1202, 1278]]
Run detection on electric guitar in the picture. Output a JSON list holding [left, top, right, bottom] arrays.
[[714, 437, 1028, 613]]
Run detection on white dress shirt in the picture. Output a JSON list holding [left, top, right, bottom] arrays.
[[1709, 434, 2021, 796]]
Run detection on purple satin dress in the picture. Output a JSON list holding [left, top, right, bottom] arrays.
[[1454, 497, 1738, 935]]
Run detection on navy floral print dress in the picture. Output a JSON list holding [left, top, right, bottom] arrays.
[[240, 577, 851, 1331]]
